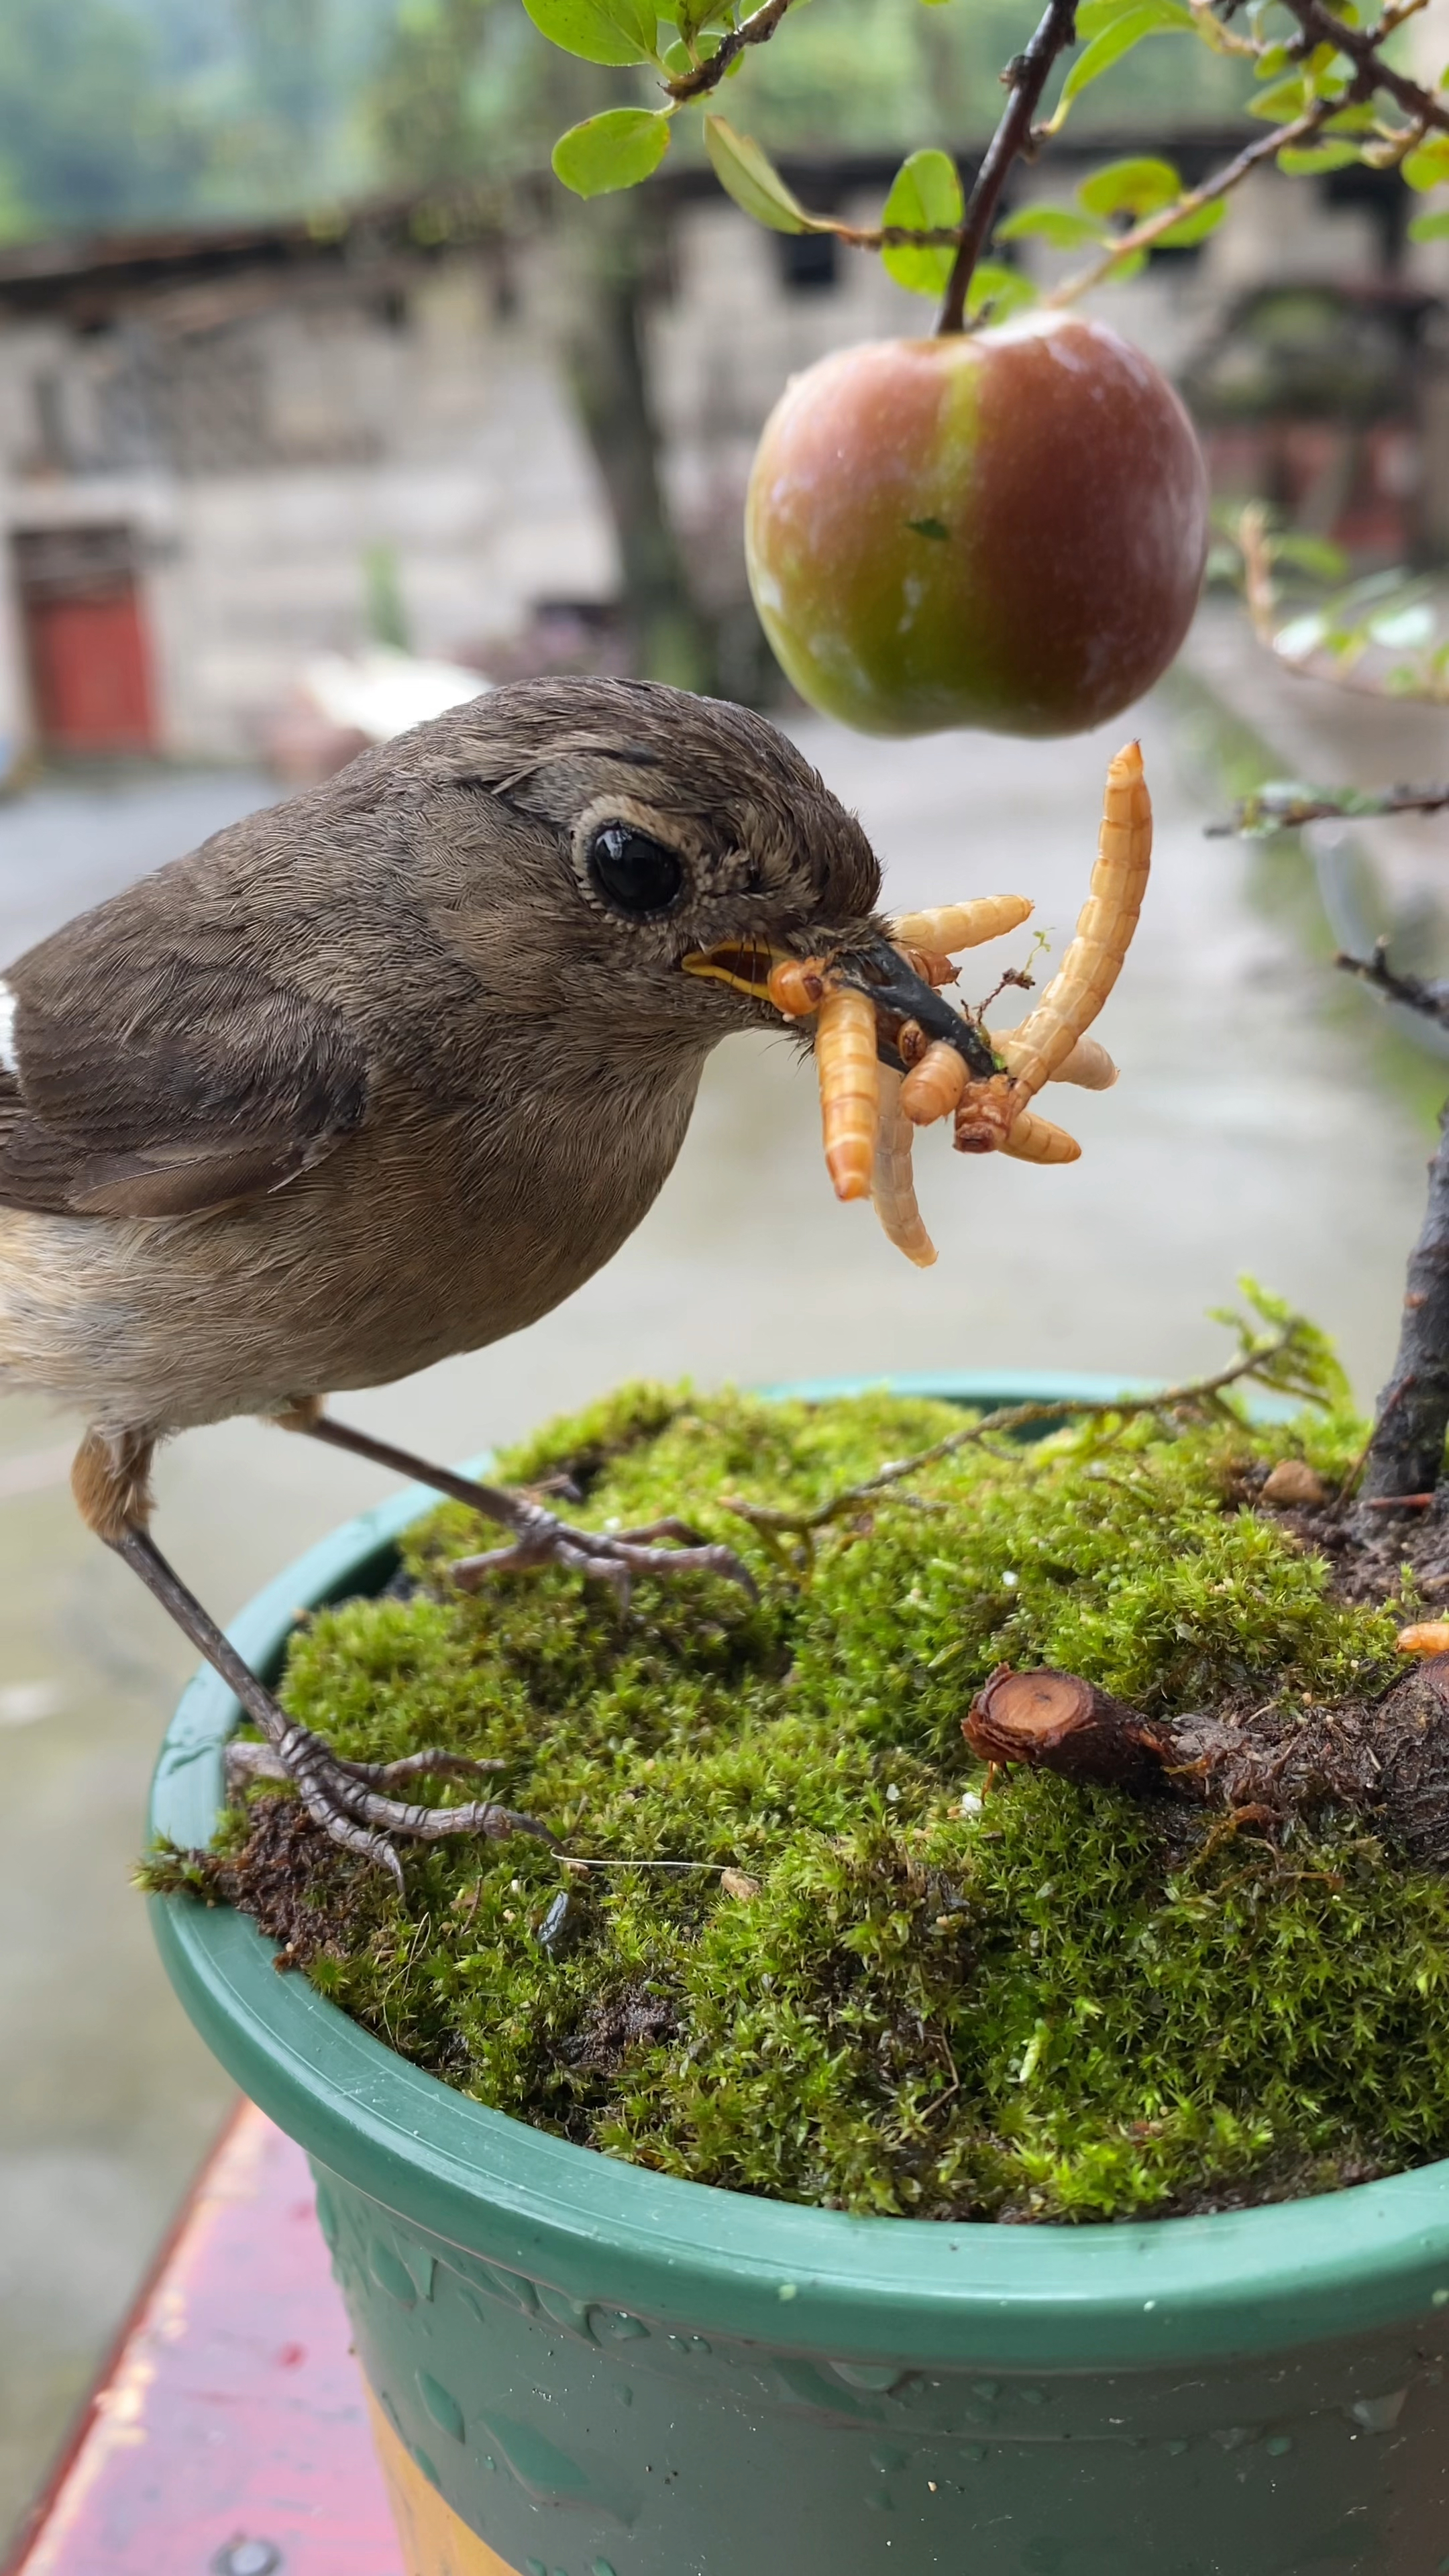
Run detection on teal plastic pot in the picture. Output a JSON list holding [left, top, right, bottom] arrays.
[[150, 1374, 1449, 2576]]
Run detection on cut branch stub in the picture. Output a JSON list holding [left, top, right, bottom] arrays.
[[965, 1663, 1173, 1787]]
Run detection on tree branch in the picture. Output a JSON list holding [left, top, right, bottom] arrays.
[[1338, 941, 1449, 1022], [936, 0, 1079, 336], [1218, 786, 1449, 834], [1045, 103, 1335, 306], [1276, 0, 1449, 139], [664, 0, 797, 104], [721, 1322, 1308, 1560]]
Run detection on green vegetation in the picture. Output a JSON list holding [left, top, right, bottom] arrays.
[[152, 1348, 1449, 2223]]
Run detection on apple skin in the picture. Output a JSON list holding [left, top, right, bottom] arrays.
[[744, 312, 1210, 739]]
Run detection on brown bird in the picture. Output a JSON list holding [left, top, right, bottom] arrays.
[[0, 678, 955, 1882]]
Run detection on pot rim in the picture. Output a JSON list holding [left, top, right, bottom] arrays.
[[150, 1371, 1449, 2373]]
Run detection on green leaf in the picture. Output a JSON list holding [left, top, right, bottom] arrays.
[[1075, 0, 1187, 34], [965, 261, 1038, 322], [523, 0, 659, 66], [1409, 208, 1449, 241], [1322, 100, 1377, 131], [881, 148, 964, 296], [1368, 602, 1436, 650], [552, 107, 672, 196], [1403, 136, 1449, 190], [1278, 140, 1362, 173], [1078, 154, 1181, 217], [1154, 196, 1226, 247], [1267, 531, 1349, 581], [1248, 72, 1309, 117], [996, 203, 1105, 247], [703, 115, 819, 232], [1046, 3, 1189, 126]]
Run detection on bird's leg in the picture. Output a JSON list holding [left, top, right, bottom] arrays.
[[277, 1401, 755, 1609], [74, 1427, 553, 1890]]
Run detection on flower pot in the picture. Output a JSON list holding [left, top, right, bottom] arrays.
[[150, 1374, 1449, 2576]]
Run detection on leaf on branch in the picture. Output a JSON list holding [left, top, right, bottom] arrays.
[[1154, 197, 1228, 246], [1409, 208, 1449, 239], [881, 149, 964, 295], [704, 115, 823, 233], [1248, 72, 1311, 118], [1279, 140, 1363, 172], [1269, 529, 1350, 580], [1075, 0, 1187, 33], [1403, 136, 1449, 189], [1078, 154, 1182, 217], [1043, 3, 1191, 131], [996, 203, 1106, 246], [553, 107, 674, 195], [966, 260, 1038, 321], [524, 0, 660, 67]]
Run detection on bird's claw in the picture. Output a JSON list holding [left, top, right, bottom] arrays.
[[449, 1501, 757, 1609], [225, 1726, 553, 1892]]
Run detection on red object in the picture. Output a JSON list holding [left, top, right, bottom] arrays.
[[24, 588, 157, 756], [3, 2103, 400, 2576]]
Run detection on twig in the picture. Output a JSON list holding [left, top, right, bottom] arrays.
[[1336, 941, 1449, 1026], [721, 1326, 1304, 1546], [1214, 786, 1449, 835], [1046, 104, 1334, 307], [664, 0, 796, 103], [938, 0, 1080, 335], [1277, 0, 1449, 140]]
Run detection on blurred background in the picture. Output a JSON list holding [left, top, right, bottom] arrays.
[[6, 0, 1449, 2551]]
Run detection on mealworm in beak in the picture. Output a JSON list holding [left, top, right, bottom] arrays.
[[992, 1027, 1119, 1091], [814, 982, 880, 1201], [872, 1068, 936, 1266], [998, 742, 1150, 1106], [899, 1040, 968, 1127], [892, 895, 1034, 953], [1001, 1108, 1081, 1166]]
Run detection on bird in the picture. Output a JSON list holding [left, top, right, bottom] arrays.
[[0, 676, 947, 1886]]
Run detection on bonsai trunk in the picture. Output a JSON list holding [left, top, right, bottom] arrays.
[[561, 192, 718, 694], [1362, 1104, 1449, 1504]]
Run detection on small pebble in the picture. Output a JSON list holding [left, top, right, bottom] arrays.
[[959, 1791, 983, 1816], [720, 1868, 761, 1901], [1261, 1458, 1326, 1507]]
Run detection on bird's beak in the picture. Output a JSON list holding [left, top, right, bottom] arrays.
[[835, 935, 1001, 1079], [679, 938, 792, 1002]]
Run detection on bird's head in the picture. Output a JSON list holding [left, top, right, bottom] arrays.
[[375, 676, 949, 1061]]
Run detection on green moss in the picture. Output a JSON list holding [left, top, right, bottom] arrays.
[[191, 1375, 1449, 2222]]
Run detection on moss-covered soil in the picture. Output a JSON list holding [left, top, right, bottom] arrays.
[[147, 1359, 1449, 2224]]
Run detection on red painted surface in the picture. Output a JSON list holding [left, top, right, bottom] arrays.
[[5, 2102, 400, 2576], [25, 588, 158, 755]]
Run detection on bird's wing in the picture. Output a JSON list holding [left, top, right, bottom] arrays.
[[0, 935, 369, 1220]]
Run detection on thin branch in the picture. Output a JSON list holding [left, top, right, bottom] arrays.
[[937, 0, 1079, 335], [1046, 103, 1334, 306], [664, 0, 797, 103], [1337, 941, 1449, 1024], [1215, 785, 1449, 835], [721, 1326, 1304, 1547], [1276, 0, 1449, 140]]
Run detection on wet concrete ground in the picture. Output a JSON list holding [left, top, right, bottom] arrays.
[[0, 686, 1436, 2542]]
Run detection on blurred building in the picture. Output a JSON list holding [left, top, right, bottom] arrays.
[[0, 146, 1442, 769]]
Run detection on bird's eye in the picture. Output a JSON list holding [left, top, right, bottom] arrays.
[[586, 822, 684, 918]]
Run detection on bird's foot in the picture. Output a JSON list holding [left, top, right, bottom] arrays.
[[450, 1501, 756, 1609], [225, 1724, 555, 1892]]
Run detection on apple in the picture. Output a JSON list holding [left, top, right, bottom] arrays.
[[744, 311, 1209, 739]]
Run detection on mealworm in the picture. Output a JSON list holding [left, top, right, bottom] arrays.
[[996, 741, 1150, 1104], [871, 1068, 936, 1267], [892, 896, 1034, 953], [767, 957, 829, 1016], [899, 1040, 968, 1127], [953, 1073, 1017, 1155], [1001, 1109, 1081, 1167], [991, 1026, 1119, 1091], [815, 982, 880, 1202], [896, 944, 958, 989]]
